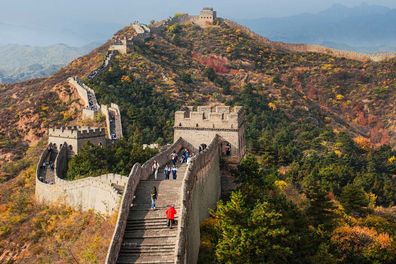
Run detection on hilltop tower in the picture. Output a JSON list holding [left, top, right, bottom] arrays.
[[198, 7, 217, 24], [48, 126, 106, 156], [174, 105, 246, 161]]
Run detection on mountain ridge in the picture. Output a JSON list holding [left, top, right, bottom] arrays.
[[1, 14, 396, 262], [239, 3, 396, 53]]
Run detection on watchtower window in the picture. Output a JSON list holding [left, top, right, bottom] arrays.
[[196, 123, 199, 127], [202, 113, 206, 120], [221, 113, 225, 120], [179, 123, 182, 127]]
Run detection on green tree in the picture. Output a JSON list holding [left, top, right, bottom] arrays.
[[304, 176, 338, 231], [340, 183, 369, 215], [214, 191, 292, 264]]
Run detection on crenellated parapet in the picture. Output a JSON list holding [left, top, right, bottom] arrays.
[[49, 126, 106, 139], [48, 126, 106, 155], [175, 105, 244, 130]]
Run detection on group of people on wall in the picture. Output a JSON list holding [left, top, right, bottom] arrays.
[[149, 147, 193, 229]]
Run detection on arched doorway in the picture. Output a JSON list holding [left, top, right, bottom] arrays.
[[199, 143, 207, 153]]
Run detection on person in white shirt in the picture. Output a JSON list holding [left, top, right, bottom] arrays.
[[152, 160, 159, 180]]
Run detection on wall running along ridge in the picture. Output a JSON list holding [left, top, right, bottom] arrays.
[[223, 19, 396, 62], [105, 138, 195, 264], [175, 135, 222, 264], [35, 143, 127, 215]]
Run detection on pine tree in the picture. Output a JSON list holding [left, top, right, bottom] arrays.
[[305, 175, 338, 231]]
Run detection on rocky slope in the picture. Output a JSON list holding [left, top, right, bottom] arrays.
[[0, 16, 395, 262]]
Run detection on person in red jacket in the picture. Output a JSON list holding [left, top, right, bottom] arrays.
[[166, 205, 177, 229]]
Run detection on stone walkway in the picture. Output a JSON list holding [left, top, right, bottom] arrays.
[[117, 163, 188, 264], [38, 148, 58, 184]]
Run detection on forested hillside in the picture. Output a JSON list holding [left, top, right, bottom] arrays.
[[0, 16, 396, 263]]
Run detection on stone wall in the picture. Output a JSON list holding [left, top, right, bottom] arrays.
[[175, 135, 222, 264], [111, 103, 123, 139], [105, 138, 195, 264], [101, 104, 112, 138], [36, 173, 126, 214], [35, 143, 127, 215], [68, 77, 90, 107]]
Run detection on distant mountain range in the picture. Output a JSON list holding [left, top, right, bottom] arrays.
[[238, 3, 396, 53], [0, 43, 98, 83]]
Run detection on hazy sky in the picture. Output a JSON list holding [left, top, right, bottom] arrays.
[[1, 0, 396, 46]]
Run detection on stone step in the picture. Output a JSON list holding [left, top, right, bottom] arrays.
[[126, 219, 174, 226], [123, 229, 177, 239], [125, 224, 171, 231], [119, 247, 174, 254], [121, 242, 175, 248], [131, 199, 180, 208], [127, 216, 178, 223], [127, 209, 179, 220], [117, 254, 174, 264], [122, 237, 176, 246]]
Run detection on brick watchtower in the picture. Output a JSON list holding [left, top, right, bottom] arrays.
[[174, 105, 246, 161]]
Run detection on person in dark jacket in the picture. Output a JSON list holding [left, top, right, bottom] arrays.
[[164, 164, 171, 180], [166, 205, 177, 229], [151, 186, 158, 210]]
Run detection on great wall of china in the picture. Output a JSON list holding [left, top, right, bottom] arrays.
[[32, 7, 396, 263]]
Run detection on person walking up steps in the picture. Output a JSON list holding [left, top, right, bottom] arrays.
[[171, 150, 178, 166], [150, 186, 157, 210], [152, 160, 159, 180], [166, 205, 177, 229], [164, 164, 170, 180], [172, 165, 177, 180]]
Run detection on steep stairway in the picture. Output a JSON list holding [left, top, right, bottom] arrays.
[[117, 163, 188, 264]]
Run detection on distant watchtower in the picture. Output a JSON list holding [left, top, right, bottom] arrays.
[[174, 105, 246, 161], [198, 7, 217, 25]]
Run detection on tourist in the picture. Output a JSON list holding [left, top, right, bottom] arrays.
[[164, 164, 170, 180], [172, 165, 177, 180], [187, 153, 193, 165], [150, 186, 158, 210], [166, 205, 177, 229], [226, 143, 231, 156], [171, 150, 178, 165], [152, 160, 159, 180], [182, 149, 189, 163]]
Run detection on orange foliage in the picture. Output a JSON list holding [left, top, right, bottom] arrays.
[[331, 225, 392, 254], [354, 136, 373, 150]]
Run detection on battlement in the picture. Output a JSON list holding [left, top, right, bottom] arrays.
[[49, 126, 106, 139], [175, 105, 244, 130]]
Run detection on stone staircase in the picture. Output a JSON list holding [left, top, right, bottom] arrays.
[[117, 164, 188, 264]]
